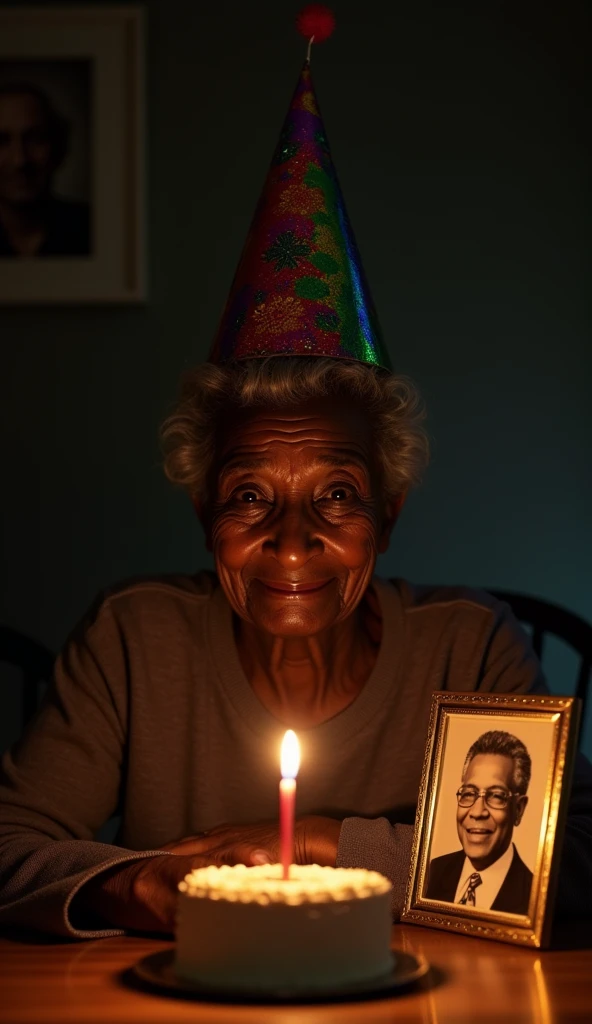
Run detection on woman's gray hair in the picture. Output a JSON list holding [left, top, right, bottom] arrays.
[[462, 731, 532, 795], [161, 357, 429, 503]]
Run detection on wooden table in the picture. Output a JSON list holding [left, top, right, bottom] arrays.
[[1, 923, 590, 1023]]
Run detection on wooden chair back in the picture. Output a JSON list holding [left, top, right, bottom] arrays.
[[0, 626, 55, 729], [487, 589, 592, 729]]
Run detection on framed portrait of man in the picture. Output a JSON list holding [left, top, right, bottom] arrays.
[[402, 693, 579, 948], [0, 6, 144, 303]]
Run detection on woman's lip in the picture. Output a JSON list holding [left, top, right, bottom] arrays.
[[259, 580, 332, 594]]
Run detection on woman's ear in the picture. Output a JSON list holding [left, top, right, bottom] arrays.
[[192, 498, 213, 552], [378, 492, 406, 553]]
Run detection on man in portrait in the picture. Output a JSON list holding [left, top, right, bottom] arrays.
[[0, 81, 90, 257], [426, 730, 533, 915]]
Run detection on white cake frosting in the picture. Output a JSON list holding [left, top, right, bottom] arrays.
[[175, 863, 394, 993]]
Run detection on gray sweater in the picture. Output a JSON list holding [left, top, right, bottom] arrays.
[[1, 574, 590, 938]]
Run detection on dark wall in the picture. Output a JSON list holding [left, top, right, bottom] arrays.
[[1, 1, 590, 748]]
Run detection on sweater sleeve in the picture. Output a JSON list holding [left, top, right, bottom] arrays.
[[336, 816, 414, 918], [337, 598, 592, 921], [0, 599, 168, 938]]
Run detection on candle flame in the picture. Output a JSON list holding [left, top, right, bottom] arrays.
[[280, 730, 300, 779]]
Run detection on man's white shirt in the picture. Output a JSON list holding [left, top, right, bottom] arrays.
[[454, 843, 516, 909]]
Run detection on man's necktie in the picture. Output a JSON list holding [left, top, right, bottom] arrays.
[[458, 871, 482, 906]]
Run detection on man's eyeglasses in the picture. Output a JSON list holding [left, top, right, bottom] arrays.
[[456, 786, 519, 809]]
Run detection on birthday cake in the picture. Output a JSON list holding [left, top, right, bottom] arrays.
[[175, 863, 394, 993]]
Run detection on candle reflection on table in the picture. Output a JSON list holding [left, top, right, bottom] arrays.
[[395, 925, 553, 1024]]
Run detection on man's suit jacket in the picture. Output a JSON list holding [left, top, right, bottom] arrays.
[[425, 845, 533, 915]]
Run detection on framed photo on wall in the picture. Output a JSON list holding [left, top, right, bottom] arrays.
[[402, 692, 579, 948], [0, 6, 144, 303]]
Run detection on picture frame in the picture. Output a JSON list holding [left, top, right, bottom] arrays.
[[402, 692, 579, 948], [0, 6, 144, 303]]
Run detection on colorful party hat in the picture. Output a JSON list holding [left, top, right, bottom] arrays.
[[208, 6, 392, 371]]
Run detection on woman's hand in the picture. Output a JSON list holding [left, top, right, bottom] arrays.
[[73, 815, 342, 934], [74, 815, 340, 937], [73, 853, 200, 934], [162, 814, 341, 868]]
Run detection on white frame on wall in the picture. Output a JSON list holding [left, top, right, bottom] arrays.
[[0, 6, 145, 304]]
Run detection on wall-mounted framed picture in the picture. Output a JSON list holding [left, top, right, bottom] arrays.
[[0, 6, 144, 303], [402, 692, 579, 948]]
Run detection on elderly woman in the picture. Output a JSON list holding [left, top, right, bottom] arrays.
[[1, 53, 591, 940], [1, 354, 591, 938]]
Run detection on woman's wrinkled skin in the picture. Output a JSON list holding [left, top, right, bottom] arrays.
[[205, 397, 401, 727], [78, 398, 404, 933]]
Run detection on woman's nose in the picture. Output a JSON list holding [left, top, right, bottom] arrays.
[[264, 505, 323, 567]]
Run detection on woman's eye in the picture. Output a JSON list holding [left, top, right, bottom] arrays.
[[320, 486, 356, 504], [238, 490, 260, 503]]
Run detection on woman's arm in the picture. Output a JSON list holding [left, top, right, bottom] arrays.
[[0, 597, 166, 938]]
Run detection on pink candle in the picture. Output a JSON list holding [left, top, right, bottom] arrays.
[[279, 730, 300, 880]]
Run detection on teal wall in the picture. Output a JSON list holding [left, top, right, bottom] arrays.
[[1, 1, 590, 750]]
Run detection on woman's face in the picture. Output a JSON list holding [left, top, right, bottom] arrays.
[[206, 397, 395, 638]]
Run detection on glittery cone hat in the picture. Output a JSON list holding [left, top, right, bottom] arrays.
[[208, 6, 392, 371]]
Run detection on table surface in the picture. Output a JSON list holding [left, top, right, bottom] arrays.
[[1, 923, 590, 1023]]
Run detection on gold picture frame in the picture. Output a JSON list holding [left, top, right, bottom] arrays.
[[402, 692, 579, 948], [0, 6, 144, 303]]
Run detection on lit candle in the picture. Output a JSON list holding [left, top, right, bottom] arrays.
[[279, 729, 300, 880]]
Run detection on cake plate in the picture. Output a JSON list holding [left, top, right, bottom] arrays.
[[130, 948, 430, 1004]]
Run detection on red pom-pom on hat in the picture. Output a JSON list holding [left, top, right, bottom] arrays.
[[296, 5, 336, 44]]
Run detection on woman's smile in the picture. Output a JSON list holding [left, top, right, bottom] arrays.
[[257, 579, 334, 596]]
